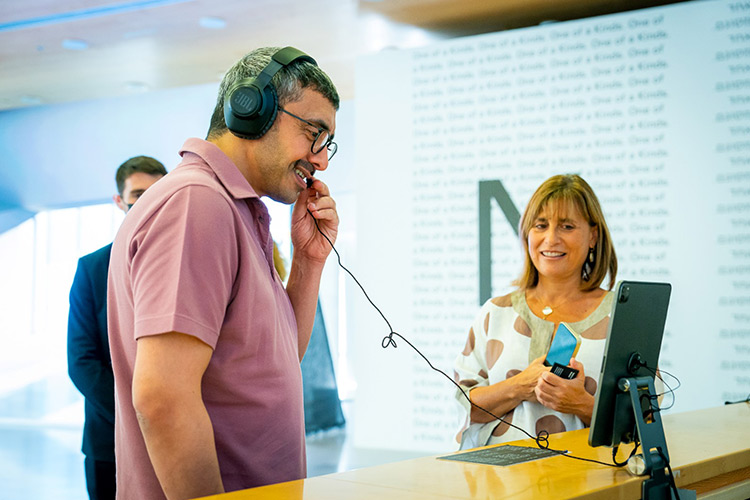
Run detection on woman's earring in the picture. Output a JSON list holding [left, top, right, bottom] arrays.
[[583, 247, 595, 281]]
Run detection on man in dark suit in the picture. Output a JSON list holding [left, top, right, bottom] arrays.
[[67, 156, 167, 500]]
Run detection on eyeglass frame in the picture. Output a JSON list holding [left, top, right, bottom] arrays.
[[277, 106, 337, 160]]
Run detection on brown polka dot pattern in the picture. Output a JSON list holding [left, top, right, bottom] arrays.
[[484, 313, 490, 335], [536, 415, 567, 436], [579, 317, 609, 340], [491, 410, 514, 437], [486, 339, 504, 370], [459, 379, 479, 388], [478, 369, 488, 379], [491, 293, 512, 307], [506, 369, 521, 379], [584, 376, 598, 396], [462, 328, 475, 356], [514, 316, 532, 337]]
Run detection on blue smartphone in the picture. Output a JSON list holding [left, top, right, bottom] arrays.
[[544, 322, 581, 367]]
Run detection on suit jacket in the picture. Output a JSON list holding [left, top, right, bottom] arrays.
[[67, 243, 115, 461]]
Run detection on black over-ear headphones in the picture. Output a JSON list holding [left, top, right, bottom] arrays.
[[223, 46, 317, 140]]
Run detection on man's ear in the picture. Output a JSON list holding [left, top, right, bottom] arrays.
[[113, 194, 128, 213]]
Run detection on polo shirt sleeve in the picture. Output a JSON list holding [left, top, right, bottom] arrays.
[[129, 184, 238, 349]]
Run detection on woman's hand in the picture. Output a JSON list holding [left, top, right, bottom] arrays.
[[515, 355, 550, 403], [468, 356, 549, 423], [534, 358, 595, 424]]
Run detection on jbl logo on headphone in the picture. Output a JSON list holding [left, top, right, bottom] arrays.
[[232, 92, 258, 114], [224, 47, 317, 140]]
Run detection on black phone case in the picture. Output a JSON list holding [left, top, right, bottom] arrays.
[[551, 362, 579, 379]]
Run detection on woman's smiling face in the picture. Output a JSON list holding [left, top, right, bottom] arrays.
[[527, 200, 598, 283]]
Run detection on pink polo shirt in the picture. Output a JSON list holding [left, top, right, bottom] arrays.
[[108, 138, 305, 500]]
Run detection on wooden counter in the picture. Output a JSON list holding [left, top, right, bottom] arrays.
[[198, 403, 750, 499]]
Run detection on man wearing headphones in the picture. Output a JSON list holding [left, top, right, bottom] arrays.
[[107, 47, 340, 500]]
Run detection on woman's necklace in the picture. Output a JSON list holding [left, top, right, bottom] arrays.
[[533, 293, 577, 320]]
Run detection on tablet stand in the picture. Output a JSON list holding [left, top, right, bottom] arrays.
[[615, 376, 696, 500]]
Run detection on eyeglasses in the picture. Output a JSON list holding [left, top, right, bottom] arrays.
[[278, 106, 338, 161]]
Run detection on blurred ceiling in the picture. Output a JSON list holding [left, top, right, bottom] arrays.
[[0, 0, 681, 111]]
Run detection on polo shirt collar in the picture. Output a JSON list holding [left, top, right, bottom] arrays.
[[179, 137, 259, 201]]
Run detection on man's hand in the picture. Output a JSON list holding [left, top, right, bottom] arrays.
[[287, 177, 339, 359], [290, 178, 338, 264]]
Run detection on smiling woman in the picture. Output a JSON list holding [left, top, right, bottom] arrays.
[[453, 174, 619, 449]]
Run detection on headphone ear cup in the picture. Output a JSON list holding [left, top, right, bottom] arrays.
[[224, 80, 279, 140]]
